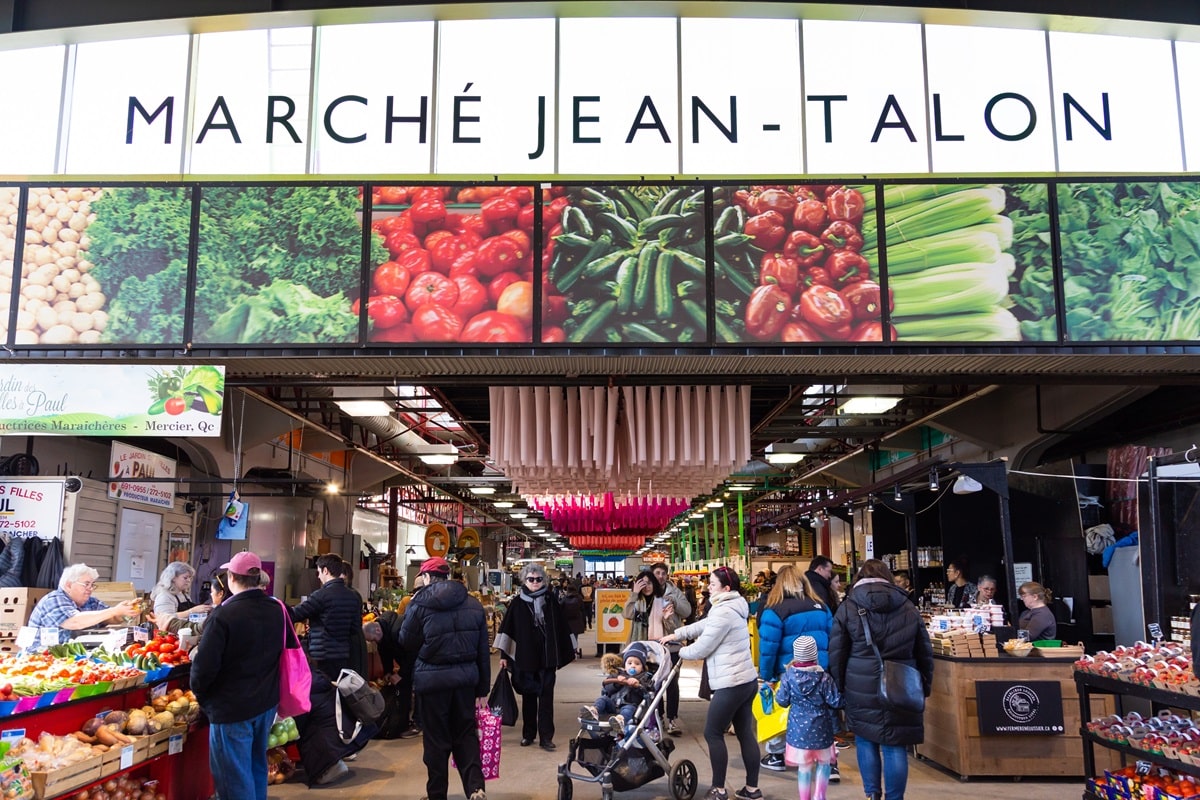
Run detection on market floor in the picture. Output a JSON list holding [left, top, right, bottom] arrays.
[[269, 628, 1089, 800]]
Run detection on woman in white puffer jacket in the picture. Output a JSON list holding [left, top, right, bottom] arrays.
[[661, 566, 761, 800]]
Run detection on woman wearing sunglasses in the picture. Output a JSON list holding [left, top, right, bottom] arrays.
[[494, 563, 577, 751]]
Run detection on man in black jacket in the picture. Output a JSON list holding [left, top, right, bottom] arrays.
[[190, 551, 285, 800], [806, 555, 840, 614], [400, 557, 490, 800], [289, 554, 364, 681]]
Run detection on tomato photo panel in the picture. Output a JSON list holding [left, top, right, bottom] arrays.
[[540, 185, 709, 344], [193, 185, 369, 345], [366, 184, 536, 344], [712, 184, 882, 343]]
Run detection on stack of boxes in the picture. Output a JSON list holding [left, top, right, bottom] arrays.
[[0, 587, 50, 653], [929, 628, 998, 658]]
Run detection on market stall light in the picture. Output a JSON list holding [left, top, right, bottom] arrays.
[[839, 396, 901, 415], [334, 399, 394, 417], [764, 442, 806, 465], [509, 512, 528, 519], [893, 484, 902, 501], [953, 475, 983, 494], [494, 501, 514, 508], [929, 468, 940, 491], [468, 486, 496, 495], [325, 482, 339, 494], [416, 443, 459, 465], [729, 484, 753, 492], [705, 500, 724, 508], [689, 512, 704, 519], [522, 520, 538, 527]]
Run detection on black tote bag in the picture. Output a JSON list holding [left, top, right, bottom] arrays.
[[487, 666, 519, 727]]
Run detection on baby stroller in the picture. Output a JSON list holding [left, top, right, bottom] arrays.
[[557, 640, 698, 800]]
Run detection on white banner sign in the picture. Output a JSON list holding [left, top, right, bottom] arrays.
[[0, 14, 1197, 177], [0, 480, 65, 538], [0, 364, 224, 437], [108, 442, 177, 509]]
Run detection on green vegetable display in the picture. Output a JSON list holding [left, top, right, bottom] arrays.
[[194, 186, 382, 344], [84, 186, 193, 344], [866, 183, 1052, 342], [544, 186, 707, 343], [1057, 181, 1200, 341]]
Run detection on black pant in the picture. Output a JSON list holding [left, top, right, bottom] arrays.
[[396, 651, 417, 729], [419, 686, 484, 800], [661, 651, 681, 719], [703, 679, 760, 789], [317, 658, 355, 739], [582, 602, 594, 628], [519, 669, 557, 743]]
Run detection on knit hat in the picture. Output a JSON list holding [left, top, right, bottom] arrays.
[[623, 642, 649, 666], [419, 556, 451, 575], [793, 635, 818, 664]]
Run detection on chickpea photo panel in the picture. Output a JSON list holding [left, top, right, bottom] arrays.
[[16, 186, 191, 346], [192, 185, 366, 346], [367, 184, 536, 345], [714, 184, 879, 344], [541, 185, 709, 345]]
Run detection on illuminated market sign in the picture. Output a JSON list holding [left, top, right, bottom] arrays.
[[0, 16, 1198, 177]]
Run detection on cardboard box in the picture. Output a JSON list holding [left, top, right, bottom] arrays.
[[1093, 605, 1115, 634], [1089, 575, 1111, 602], [0, 587, 50, 633], [29, 754, 102, 799], [91, 581, 137, 609]]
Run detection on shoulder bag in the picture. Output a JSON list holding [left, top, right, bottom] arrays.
[[275, 598, 312, 718], [857, 606, 925, 714]]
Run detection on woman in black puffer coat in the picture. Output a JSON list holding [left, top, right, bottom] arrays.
[[828, 560, 933, 800]]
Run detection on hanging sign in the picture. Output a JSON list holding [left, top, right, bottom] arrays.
[[595, 588, 631, 644], [975, 680, 1065, 735], [107, 442, 177, 509], [0, 365, 224, 437], [425, 523, 450, 558], [457, 527, 480, 561], [0, 480, 65, 538]]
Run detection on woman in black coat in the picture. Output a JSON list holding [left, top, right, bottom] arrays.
[[559, 583, 586, 658], [828, 559, 933, 800], [493, 563, 577, 751]]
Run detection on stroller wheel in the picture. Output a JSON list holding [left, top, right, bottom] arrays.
[[669, 759, 698, 800], [557, 772, 573, 800]]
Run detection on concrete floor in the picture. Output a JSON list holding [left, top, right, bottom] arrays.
[[270, 627, 1092, 800]]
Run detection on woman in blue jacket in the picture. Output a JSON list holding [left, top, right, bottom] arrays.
[[755, 565, 834, 778]]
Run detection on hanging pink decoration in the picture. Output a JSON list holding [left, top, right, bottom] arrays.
[[529, 493, 689, 535]]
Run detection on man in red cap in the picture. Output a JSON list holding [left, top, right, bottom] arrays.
[[400, 557, 491, 800], [191, 550, 286, 800]]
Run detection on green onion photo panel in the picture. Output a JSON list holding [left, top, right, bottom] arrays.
[[542, 185, 709, 344], [880, 183, 1055, 343], [193, 185, 369, 345], [1058, 181, 1200, 342]]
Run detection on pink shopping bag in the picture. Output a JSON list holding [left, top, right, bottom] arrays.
[[454, 707, 502, 781]]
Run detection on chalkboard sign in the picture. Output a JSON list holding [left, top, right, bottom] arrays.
[[976, 681, 1065, 735]]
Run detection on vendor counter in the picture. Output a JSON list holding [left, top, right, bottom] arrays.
[[915, 654, 1121, 779]]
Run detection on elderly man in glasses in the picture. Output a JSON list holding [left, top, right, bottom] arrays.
[[493, 562, 577, 751], [27, 562, 139, 645]]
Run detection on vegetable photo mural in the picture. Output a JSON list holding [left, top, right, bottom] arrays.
[[541, 185, 710, 344], [193, 186, 373, 345], [1058, 181, 1200, 342], [366, 184, 536, 344], [712, 184, 880, 342], [878, 183, 1054, 342], [10, 186, 191, 346]]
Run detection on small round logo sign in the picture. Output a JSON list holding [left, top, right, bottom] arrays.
[[457, 527, 480, 561], [424, 523, 450, 557], [1001, 684, 1040, 724]]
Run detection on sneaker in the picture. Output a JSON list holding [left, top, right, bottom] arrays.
[[399, 726, 422, 739], [580, 705, 598, 721], [343, 752, 357, 762], [760, 753, 786, 772], [665, 718, 681, 736], [608, 716, 624, 731], [828, 763, 840, 783], [704, 788, 728, 800], [314, 760, 349, 786], [734, 788, 763, 800]]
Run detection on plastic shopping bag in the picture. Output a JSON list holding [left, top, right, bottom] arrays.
[[752, 683, 788, 742]]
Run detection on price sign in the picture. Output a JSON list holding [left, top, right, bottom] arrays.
[[168, 734, 183, 755], [0, 729, 24, 742], [14, 627, 36, 649], [1136, 760, 1153, 775], [1149, 623, 1164, 642], [120, 744, 134, 769], [1017, 629, 1030, 642], [39, 628, 60, 647], [152, 683, 168, 699]]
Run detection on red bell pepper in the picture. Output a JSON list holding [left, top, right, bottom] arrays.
[[759, 252, 802, 296], [743, 211, 787, 250], [826, 187, 866, 224], [849, 321, 894, 342], [781, 320, 824, 342], [796, 285, 853, 338], [481, 196, 521, 225], [825, 250, 870, 286], [782, 230, 826, 268], [820, 220, 865, 253], [755, 188, 798, 219], [802, 266, 833, 288], [792, 198, 828, 234], [839, 280, 893, 322], [744, 285, 792, 340]]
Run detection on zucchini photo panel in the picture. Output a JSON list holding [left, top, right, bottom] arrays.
[[541, 185, 709, 344]]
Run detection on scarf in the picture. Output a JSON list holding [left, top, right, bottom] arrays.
[[635, 594, 665, 640], [521, 584, 548, 629]]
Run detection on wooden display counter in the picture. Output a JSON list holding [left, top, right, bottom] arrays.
[[915, 654, 1122, 779]]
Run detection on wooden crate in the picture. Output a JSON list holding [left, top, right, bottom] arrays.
[[30, 754, 103, 799], [148, 726, 188, 758], [99, 736, 151, 776]]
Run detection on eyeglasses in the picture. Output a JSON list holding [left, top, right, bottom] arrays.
[[74, 581, 96, 589], [526, 576, 544, 583]]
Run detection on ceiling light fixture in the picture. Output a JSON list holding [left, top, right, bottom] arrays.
[[764, 442, 806, 465], [468, 486, 496, 495], [416, 443, 459, 465], [334, 399, 394, 417], [509, 512, 528, 519], [705, 500, 724, 508], [729, 484, 753, 492], [893, 484, 902, 501], [953, 475, 983, 494], [522, 520, 538, 527], [690, 512, 704, 519], [325, 482, 339, 494], [494, 501, 514, 508], [929, 468, 940, 492], [839, 396, 902, 415]]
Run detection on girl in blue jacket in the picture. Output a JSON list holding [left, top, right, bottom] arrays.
[[775, 636, 842, 800]]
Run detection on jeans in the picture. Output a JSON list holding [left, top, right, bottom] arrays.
[[420, 686, 484, 800], [210, 705, 276, 800], [855, 739, 909, 799], [703, 679, 760, 789], [594, 696, 637, 723]]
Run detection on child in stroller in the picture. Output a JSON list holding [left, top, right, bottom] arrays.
[[581, 643, 655, 733]]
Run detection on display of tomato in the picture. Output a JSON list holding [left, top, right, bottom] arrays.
[[487, 271, 523, 306], [475, 236, 523, 278], [372, 261, 411, 297], [405, 272, 459, 311], [451, 276, 489, 321], [411, 305, 464, 341], [354, 295, 408, 329], [460, 311, 528, 343], [495, 281, 534, 325]]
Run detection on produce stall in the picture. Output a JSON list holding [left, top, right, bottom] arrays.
[[915, 652, 1121, 779]]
